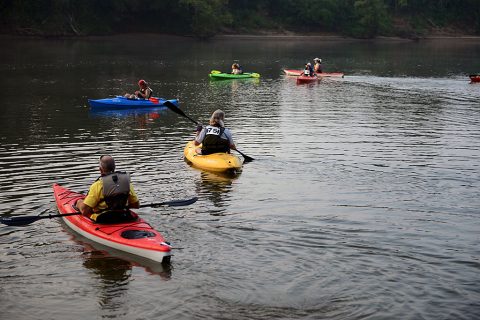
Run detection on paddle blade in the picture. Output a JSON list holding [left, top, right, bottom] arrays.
[[164, 100, 199, 125], [234, 149, 254, 163], [251, 73, 260, 78], [164, 100, 185, 116], [1, 215, 43, 226], [162, 197, 198, 207], [211, 70, 221, 74], [140, 197, 198, 208]]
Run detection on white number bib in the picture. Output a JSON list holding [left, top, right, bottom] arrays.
[[206, 127, 221, 135]]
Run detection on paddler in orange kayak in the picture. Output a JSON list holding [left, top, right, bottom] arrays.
[[76, 155, 140, 223]]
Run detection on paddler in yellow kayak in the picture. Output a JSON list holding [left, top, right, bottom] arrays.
[[194, 110, 237, 155], [76, 155, 140, 223]]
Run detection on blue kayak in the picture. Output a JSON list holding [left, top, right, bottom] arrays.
[[88, 96, 179, 110]]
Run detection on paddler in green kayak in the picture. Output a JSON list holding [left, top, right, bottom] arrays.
[[194, 110, 237, 155], [76, 155, 140, 223], [231, 63, 243, 75]]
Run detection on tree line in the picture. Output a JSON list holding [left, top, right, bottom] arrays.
[[1, 0, 479, 38]]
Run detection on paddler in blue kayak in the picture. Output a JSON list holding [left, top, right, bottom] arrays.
[[194, 109, 237, 155], [124, 79, 153, 100], [76, 155, 140, 223]]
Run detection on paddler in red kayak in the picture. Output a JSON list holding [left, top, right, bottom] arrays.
[[194, 109, 237, 155], [313, 58, 323, 73], [76, 155, 140, 223], [124, 79, 153, 100], [302, 63, 315, 77]]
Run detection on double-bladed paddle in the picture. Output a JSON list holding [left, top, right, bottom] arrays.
[[1, 197, 198, 227], [163, 100, 254, 163]]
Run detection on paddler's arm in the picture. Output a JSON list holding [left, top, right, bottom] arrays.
[[128, 201, 140, 209], [76, 199, 93, 217], [194, 127, 206, 146], [127, 185, 140, 209]]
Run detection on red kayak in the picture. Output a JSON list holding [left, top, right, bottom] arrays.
[[284, 69, 344, 78], [53, 184, 172, 263], [296, 75, 320, 84], [469, 74, 480, 83]]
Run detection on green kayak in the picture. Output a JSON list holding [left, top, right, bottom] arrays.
[[209, 70, 260, 80]]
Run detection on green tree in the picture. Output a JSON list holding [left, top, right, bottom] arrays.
[[350, 0, 390, 38], [179, 0, 231, 37]]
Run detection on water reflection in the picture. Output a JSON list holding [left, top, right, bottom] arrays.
[[89, 106, 168, 119], [64, 226, 172, 279], [192, 169, 238, 213]]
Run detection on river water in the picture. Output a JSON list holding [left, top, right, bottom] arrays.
[[0, 35, 479, 319]]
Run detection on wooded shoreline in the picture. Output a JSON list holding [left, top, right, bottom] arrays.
[[1, 1, 478, 40]]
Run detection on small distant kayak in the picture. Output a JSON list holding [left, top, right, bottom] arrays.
[[183, 141, 243, 173], [469, 74, 480, 83], [284, 69, 344, 78], [296, 75, 320, 84], [209, 70, 260, 80], [88, 96, 179, 110], [53, 184, 172, 263]]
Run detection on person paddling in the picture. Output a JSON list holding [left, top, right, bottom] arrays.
[[124, 79, 153, 100], [313, 58, 323, 73], [303, 62, 315, 77], [194, 110, 237, 155], [231, 63, 243, 75], [76, 155, 140, 224]]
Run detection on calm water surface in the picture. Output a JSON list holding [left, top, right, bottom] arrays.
[[0, 35, 479, 319]]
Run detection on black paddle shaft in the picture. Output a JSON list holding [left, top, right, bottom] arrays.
[[1, 197, 198, 227], [164, 101, 200, 125]]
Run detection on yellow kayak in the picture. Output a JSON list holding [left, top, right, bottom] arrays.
[[183, 141, 243, 172]]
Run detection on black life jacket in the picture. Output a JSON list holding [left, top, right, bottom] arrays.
[[201, 126, 230, 155], [137, 87, 153, 99], [101, 172, 130, 211]]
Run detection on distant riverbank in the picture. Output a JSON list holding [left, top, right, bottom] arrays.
[[5, 32, 480, 43]]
